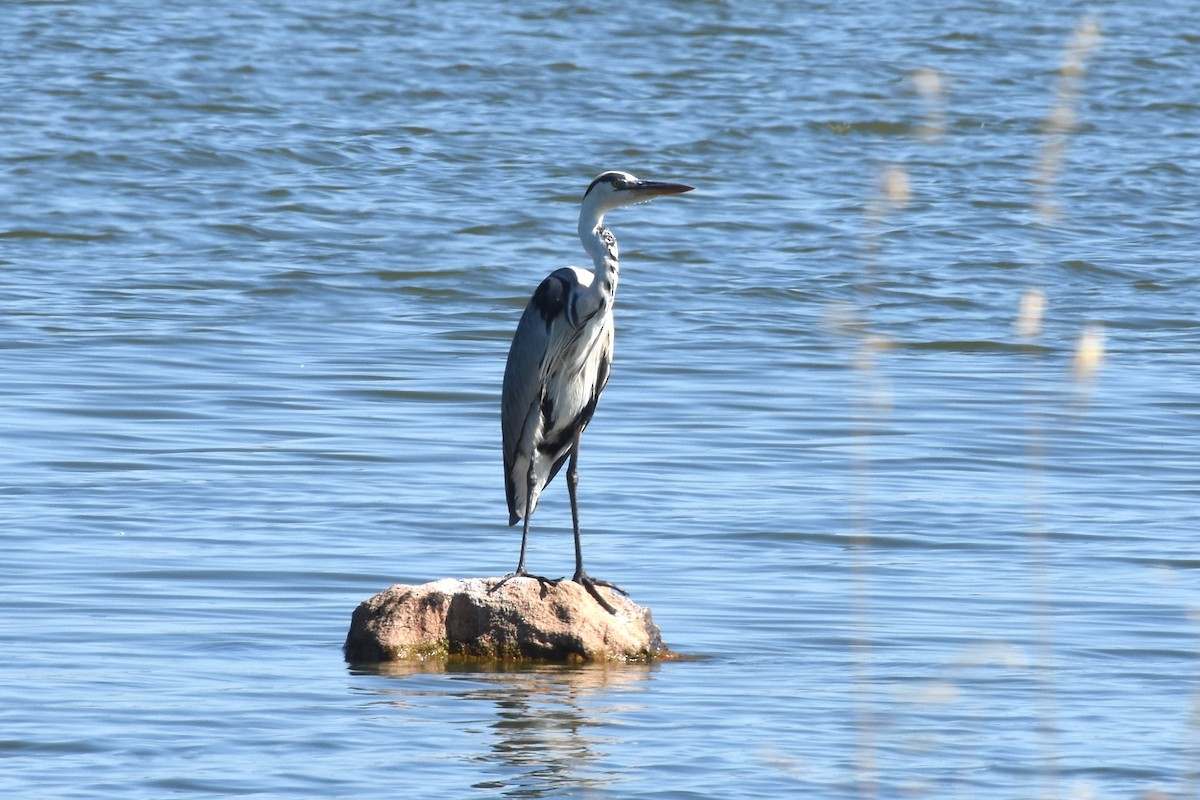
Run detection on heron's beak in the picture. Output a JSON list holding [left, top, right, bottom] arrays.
[[627, 180, 695, 198]]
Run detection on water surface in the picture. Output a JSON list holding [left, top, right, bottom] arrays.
[[3, 1, 1199, 797]]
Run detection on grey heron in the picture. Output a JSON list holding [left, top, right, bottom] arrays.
[[495, 170, 693, 613]]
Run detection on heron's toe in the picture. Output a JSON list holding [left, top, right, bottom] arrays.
[[574, 574, 620, 614]]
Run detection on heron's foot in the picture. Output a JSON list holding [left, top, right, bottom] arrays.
[[573, 573, 627, 615], [490, 570, 562, 596]]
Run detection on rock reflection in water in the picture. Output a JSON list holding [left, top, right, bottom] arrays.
[[353, 661, 656, 796]]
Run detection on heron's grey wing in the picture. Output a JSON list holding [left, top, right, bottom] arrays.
[[501, 268, 578, 522]]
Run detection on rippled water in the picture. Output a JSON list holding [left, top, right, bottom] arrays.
[[3, 1, 1199, 797]]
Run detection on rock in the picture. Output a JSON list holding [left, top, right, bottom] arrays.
[[343, 576, 669, 664]]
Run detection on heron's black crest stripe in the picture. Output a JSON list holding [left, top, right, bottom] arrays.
[[583, 171, 628, 197]]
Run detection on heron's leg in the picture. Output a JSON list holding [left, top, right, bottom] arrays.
[[514, 508, 533, 574], [491, 457, 559, 595], [565, 436, 626, 615]]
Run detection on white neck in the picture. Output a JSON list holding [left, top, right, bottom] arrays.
[[578, 210, 620, 304]]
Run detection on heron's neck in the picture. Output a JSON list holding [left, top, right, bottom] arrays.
[[579, 216, 619, 305]]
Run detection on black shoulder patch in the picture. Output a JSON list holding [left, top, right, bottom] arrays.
[[530, 268, 575, 327]]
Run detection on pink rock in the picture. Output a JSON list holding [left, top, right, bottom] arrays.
[[343, 577, 669, 663]]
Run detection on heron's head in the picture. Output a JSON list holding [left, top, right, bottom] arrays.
[[580, 170, 694, 219]]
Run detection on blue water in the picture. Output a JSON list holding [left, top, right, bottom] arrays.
[[3, 1, 1199, 797]]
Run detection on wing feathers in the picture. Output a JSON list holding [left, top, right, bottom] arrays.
[[501, 266, 612, 523]]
